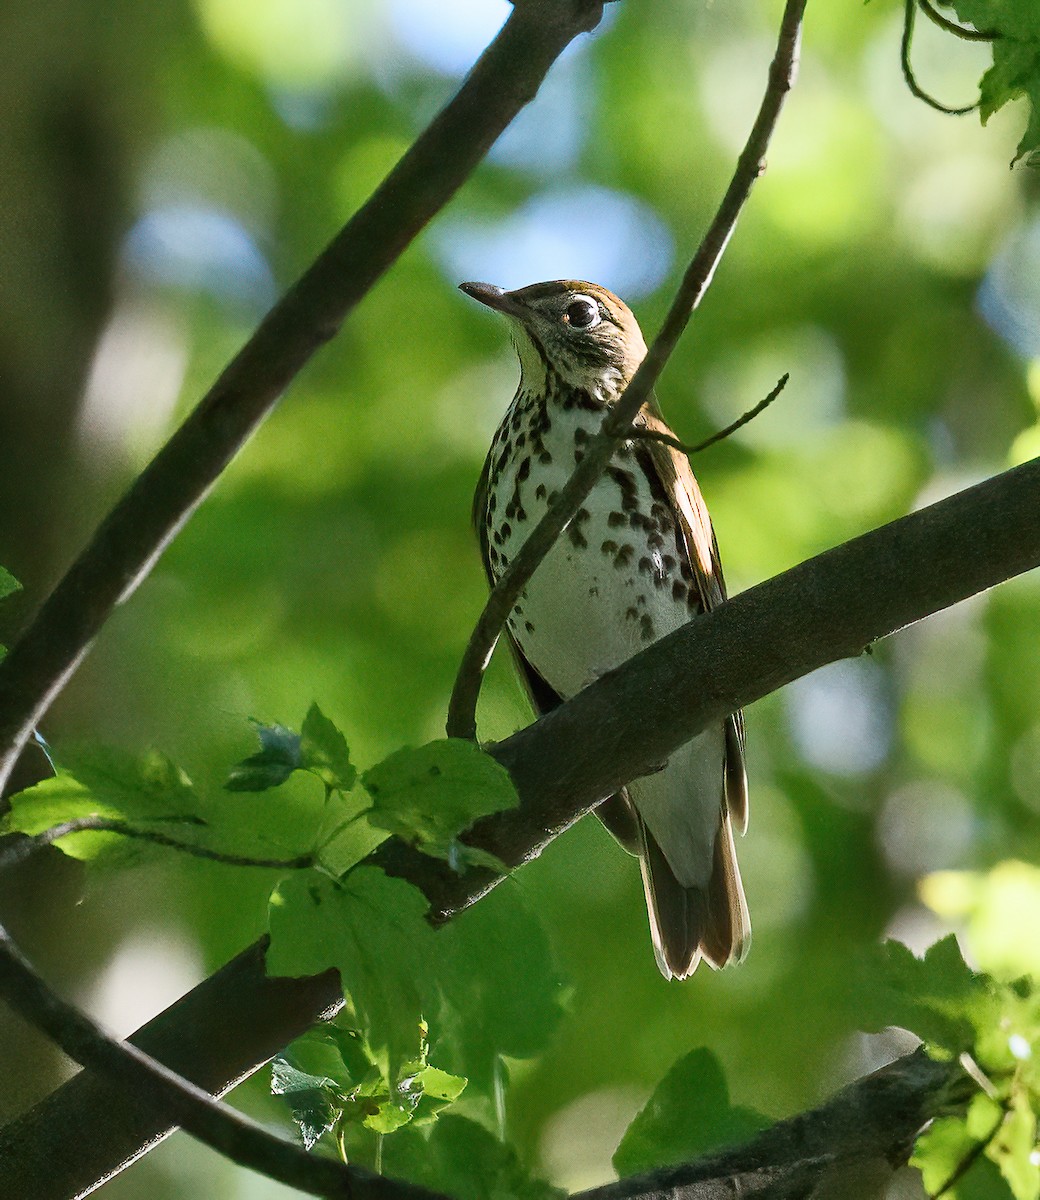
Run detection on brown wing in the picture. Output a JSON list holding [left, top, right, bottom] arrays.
[[472, 449, 641, 852], [633, 401, 748, 835]]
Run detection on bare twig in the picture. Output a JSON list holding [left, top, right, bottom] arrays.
[[901, 0, 979, 116], [0, 817, 315, 873], [445, 0, 808, 741], [628, 373, 789, 456], [0, 921, 443, 1199], [0, 0, 606, 796], [6, 453, 1040, 1193]]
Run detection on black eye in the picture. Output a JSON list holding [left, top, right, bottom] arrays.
[[565, 298, 599, 329]]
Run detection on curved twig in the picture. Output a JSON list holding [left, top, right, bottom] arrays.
[[628, 373, 789, 457], [917, 0, 997, 43], [445, 0, 809, 741], [901, 0, 979, 116]]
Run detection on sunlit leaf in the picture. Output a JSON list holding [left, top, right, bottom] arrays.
[[362, 739, 518, 865]]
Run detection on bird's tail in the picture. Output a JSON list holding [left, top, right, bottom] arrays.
[[637, 810, 750, 980]]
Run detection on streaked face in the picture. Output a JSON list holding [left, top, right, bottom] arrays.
[[460, 279, 648, 401]]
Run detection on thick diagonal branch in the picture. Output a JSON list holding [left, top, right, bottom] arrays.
[[4, 454, 1039, 1195], [0, 0, 605, 795], [0, 925, 442, 1199]]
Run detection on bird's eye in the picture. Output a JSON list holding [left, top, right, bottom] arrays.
[[564, 298, 600, 330]]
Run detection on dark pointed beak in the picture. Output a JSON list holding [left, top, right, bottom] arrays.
[[459, 281, 524, 318]]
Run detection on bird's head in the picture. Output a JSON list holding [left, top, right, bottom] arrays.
[[460, 279, 647, 403]]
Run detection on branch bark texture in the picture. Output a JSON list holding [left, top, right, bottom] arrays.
[[0, 0, 605, 795], [3, 454, 1038, 1193], [572, 1049, 960, 1200]]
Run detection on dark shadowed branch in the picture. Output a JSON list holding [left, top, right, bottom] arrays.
[[4, 452, 1039, 1195], [0, 923, 443, 1199], [572, 1049, 967, 1200], [444, 0, 808, 741], [0, 0, 606, 796]]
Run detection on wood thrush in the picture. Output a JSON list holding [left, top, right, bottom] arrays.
[[462, 278, 749, 980]]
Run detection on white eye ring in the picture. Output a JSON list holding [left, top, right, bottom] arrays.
[[564, 297, 600, 330]]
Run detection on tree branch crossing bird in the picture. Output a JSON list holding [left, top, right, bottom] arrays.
[[463, 278, 750, 980]]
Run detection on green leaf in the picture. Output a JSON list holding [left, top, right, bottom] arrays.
[[0, 566, 20, 600], [266, 867, 566, 1092], [300, 703, 356, 792], [912, 1113, 987, 1197], [613, 1048, 769, 1177], [225, 720, 302, 791], [313, 790, 386, 877], [2, 746, 202, 866], [988, 1089, 1040, 1200], [382, 1115, 563, 1200], [949, 0, 1040, 162], [271, 1020, 468, 1149], [270, 1058, 340, 1151], [854, 936, 1001, 1057], [433, 884, 568, 1091], [268, 867, 434, 1079], [362, 739, 518, 865]]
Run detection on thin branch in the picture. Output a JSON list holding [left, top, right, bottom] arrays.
[[0, 0, 606, 797], [917, 0, 997, 42], [574, 1049, 963, 1200], [0, 817, 314, 872], [628, 373, 789, 456], [7, 451, 1040, 1196], [445, 0, 808, 741], [901, 0, 979, 116], [0, 921, 444, 1199]]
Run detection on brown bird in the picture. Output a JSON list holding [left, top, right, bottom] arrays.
[[463, 279, 749, 979]]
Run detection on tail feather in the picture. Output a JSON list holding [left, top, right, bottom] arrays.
[[638, 811, 750, 980]]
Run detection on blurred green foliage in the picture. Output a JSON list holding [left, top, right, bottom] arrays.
[[3, 0, 1040, 1195]]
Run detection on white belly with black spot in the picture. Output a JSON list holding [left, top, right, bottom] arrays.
[[487, 407, 692, 700]]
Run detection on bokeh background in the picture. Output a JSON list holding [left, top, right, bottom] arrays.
[[2, 0, 1039, 1195]]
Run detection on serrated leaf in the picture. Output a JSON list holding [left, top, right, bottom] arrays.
[[381, 1115, 563, 1200], [300, 703, 357, 792], [613, 1048, 768, 1177], [268, 867, 434, 1080], [0, 566, 21, 600], [949, 0, 1040, 163], [362, 739, 518, 863], [270, 1058, 340, 1151], [225, 720, 302, 792], [267, 867, 565, 1093], [2, 746, 202, 866], [855, 936, 1001, 1057]]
